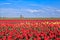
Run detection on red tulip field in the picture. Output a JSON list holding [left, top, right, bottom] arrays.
[[0, 20, 60, 40]]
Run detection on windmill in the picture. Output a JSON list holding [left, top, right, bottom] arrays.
[[20, 15, 24, 19]]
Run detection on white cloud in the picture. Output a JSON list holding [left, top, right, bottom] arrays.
[[20, 8, 45, 13], [0, 3, 12, 5], [0, 6, 60, 17], [0, 7, 60, 14], [26, 9, 40, 13], [3, 3, 12, 4], [56, 10, 60, 12], [0, 8, 21, 14]]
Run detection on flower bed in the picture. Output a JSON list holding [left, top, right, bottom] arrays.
[[0, 20, 60, 40]]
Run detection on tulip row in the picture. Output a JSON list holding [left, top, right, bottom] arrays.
[[0, 20, 60, 40]]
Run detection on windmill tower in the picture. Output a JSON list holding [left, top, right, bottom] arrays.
[[20, 15, 24, 19]]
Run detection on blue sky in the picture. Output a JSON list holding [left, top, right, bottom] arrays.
[[0, 0, 60, 18]]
